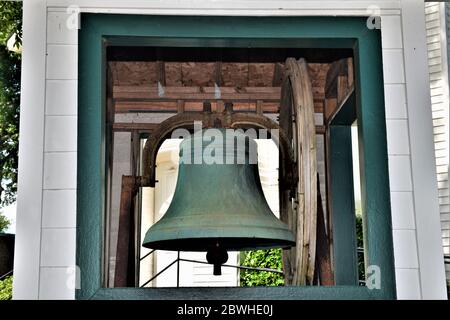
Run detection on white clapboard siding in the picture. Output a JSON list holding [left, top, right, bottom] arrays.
[[445, 1, 450, 281], [425, 2, 450, 280]]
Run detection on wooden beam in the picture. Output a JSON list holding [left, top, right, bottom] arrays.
[[325, 59, 351, 99], [112, 123, 159, 132], [324, 58, 354, 122], [316, 125, 326, 135], [326, 85, 355, 125], [115, 101, 178, 113], [314, 101, 324, 114], [337, 75, 348, 102], [324, 98, 337, 121], [113, 121, 325, 135], [113, 85, 282, 101], [114, 100, 324, 114], [114, 85, 324, 99]]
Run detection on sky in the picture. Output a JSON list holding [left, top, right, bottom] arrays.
[[2, 202, 16, 234]]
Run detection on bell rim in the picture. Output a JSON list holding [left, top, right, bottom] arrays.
[[142, 236, 296, 252]]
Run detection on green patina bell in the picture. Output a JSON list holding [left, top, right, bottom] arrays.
[[143, 129, 295, 275]]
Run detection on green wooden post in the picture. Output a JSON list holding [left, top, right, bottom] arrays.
[[354, 33, 396, 299], [329, 125, 358, 285], [77, 19, 105, 299]]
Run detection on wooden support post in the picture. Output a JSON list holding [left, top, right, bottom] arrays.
[[272, 62, 284, 86], [177, 99, 185, 113], [314, 174, 334, 285], [203, 101, 212, 113], [347, 58, 354, 89], [114, 175, 137, 287], [214, 61, 223, 86], [216, 100, 224, 113], [324, 98, 337, 122], [224, 102, 233, 113], [157, 60, 166, 86], [256, 100, 263, 115], [337, 75, 348, 103]]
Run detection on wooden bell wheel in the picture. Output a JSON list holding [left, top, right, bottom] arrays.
[[279, 58, 317, 285]]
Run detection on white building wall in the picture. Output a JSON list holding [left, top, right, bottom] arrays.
[[446, 1, 450, 282], [380, 14, 424, 300], [13, 0, 447, 300], [425, 2, 450, 282]]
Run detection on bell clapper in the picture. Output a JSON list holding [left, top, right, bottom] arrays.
[[206, 242, 228, 276]]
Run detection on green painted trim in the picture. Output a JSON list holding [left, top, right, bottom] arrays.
[[329, 126, 358, 285], [77, 14, 395, 300], [83, 15, 361, 44], [354, 32, 396, 299], [77, 24, 104, 300], [106, 36, 356, 48], [91, 286, 377, 300], [328, 86, 358, 285]]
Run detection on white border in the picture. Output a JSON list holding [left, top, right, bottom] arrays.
[[12, 0, 47, 299], [401, 0, 447, 299], [13, 0, 447, 299]]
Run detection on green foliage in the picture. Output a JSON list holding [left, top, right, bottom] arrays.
[[240, 249, 284, 287], [0, 276, 13, 300], [0, 212, 10, 232], [0, 1, 22, 207], [0, 46, 20, 206], [0, 1, 22, 47]]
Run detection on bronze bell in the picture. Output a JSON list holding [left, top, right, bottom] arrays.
[[143, 129, 295, 275]]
